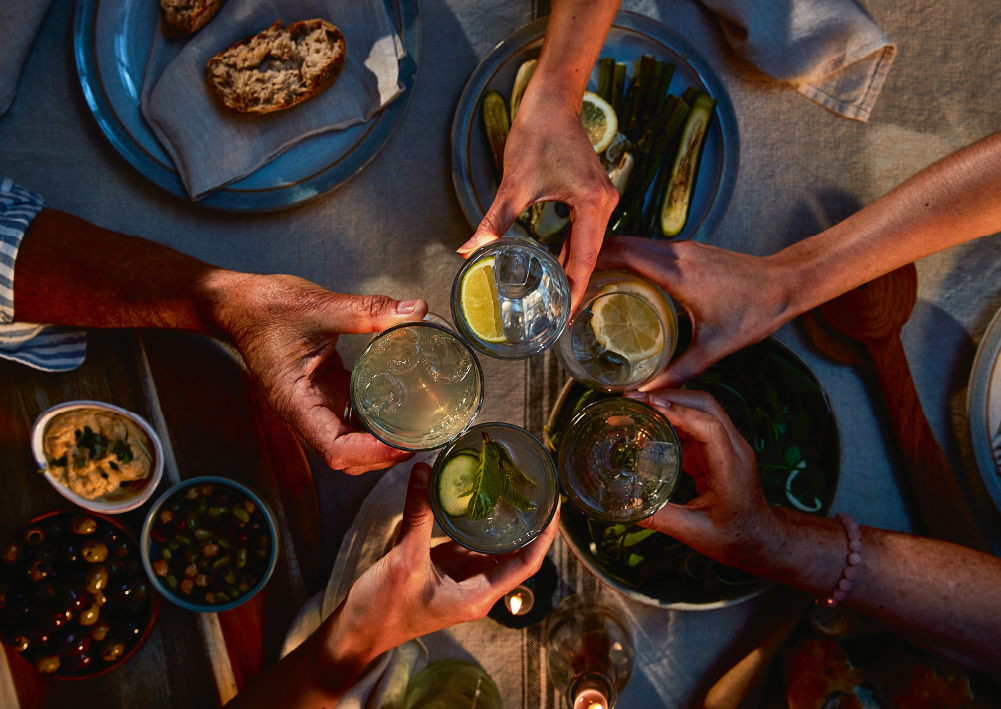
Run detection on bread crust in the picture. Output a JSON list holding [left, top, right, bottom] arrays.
[[204, 20, 346, 115], [160, 0, 224, 38]]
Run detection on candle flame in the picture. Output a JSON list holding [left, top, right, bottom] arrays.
[[509, 593, 523, 615]]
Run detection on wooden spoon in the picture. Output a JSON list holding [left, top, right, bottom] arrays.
[[818, 263, 992, 552], [802, 309, 870, 373]]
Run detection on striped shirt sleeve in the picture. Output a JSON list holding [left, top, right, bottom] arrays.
[[0, 178, 87, 372]]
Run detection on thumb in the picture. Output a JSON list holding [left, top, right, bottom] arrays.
[[396, 462, 436, 552], [459, 182, 532, 256], [323, 293, 429, 335]]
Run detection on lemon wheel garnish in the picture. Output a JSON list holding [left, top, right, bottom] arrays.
[[590, 292, 664, 363], [460, 257, 505, 343], [581, 92, 618, 154], [597, 281, 671, 331]]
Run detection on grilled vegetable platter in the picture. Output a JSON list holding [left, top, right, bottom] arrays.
[[451, 12, 739, 246], [547, 339, 841, 608]]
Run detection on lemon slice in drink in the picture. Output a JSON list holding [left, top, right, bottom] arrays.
[[598, 281, 671, 330], [591, 292, 664, 363], [460, 257, 505, 343], [581, 92, 617, 154]]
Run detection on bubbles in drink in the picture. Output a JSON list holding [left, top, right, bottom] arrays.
[[422, 334, 474, 383], [362, 372, 407, 415]]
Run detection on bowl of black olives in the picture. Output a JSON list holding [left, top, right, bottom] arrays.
[[0, 511, 159, 678], [141, 477, 278, 612]]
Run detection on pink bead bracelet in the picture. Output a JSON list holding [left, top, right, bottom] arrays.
[[820, 512, 862, 607]]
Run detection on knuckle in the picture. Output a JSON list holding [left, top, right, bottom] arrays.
[[360, 294, 393, 319], [478, 210, 505, 236]]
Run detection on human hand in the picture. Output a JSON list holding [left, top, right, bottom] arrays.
[[458, 86, 618, 308], [625, 389, 786, 571], [337, 463, 560, 655], [595, 237, 794, 388], [217, 274, 428, 475]]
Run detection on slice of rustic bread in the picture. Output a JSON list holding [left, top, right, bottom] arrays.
[[205, 20, 347, 115], [161, 0, 224, 38]]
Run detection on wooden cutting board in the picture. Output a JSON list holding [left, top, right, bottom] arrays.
[[0, 329, 321, 708]]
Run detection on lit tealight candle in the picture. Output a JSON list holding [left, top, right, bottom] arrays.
[[504, 585, 535, 616], [573, 687, 609, 709]]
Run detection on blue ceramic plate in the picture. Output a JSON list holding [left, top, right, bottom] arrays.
[[74, 0, 419, 211], [451, 11, 739, 242]]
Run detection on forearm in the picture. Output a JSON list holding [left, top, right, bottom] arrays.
[[769, 131, 1001, 320], [228, 602, 385, 709], [530, 0, 621, 107], [14, 209, 250, 334], [752, 509, 1001, 672]]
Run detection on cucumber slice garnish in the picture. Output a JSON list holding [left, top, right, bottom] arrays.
[[439, 453, 479, 517]]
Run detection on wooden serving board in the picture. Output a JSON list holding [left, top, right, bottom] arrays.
[[0, 329, 321, 708]]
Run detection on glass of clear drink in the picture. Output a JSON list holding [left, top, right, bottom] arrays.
[[451, 237, 571, 358], [431, 422, 559, 554], [546, 593, 634, 709], [349, 321, 484, 451], [555, 271, 678, 391], [558, 398, 681, 523]]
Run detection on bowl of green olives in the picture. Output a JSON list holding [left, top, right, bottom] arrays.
[[0, 510, 159, 678], [141, 477, 278, 613]]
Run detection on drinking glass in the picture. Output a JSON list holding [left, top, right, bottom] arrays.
[[555, 271, 678, 391], [405, 659, 502, 709], [451, 237, 571, 358], [349, 321, 484, 451], [431, 422, 559, 554], [546, 594, 635, 709], [558, 398, 681, 523]]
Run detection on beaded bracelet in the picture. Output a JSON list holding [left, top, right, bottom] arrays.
[[820, 512, 862, 608]]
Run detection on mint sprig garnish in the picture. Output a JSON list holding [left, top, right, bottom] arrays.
[[463, 433, 536, 520]]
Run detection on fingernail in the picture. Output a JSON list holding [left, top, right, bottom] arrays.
[[397, 299, 420, 314], [650, 394, 672, 409], [413, 464, 429, 490], [624, 391, 647, 401]]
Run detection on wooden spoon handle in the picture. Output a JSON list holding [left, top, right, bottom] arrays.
[[865, 335, 992, 553]]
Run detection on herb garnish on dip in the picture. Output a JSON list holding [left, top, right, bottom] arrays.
[[42, 411, 153, 501]]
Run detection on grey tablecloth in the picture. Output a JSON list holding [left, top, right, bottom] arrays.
[[2, 0, 1000, 706]]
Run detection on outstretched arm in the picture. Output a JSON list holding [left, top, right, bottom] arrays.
[[228, 463, 560, 708], [460, 0, 621, 307], [627, 389, 1001, 673], [597, 131, 1001, 386], [15, 208, 428, 474]]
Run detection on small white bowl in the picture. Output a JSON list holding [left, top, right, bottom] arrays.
[[31, 400, 165, 514]]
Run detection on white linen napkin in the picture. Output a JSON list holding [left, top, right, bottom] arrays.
[[0, 0, 55, 116], [701, 0, 895, 121], [142, 0, 405, 200]]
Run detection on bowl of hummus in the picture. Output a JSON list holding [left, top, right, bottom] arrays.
[[31, 401, 164, 513]]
